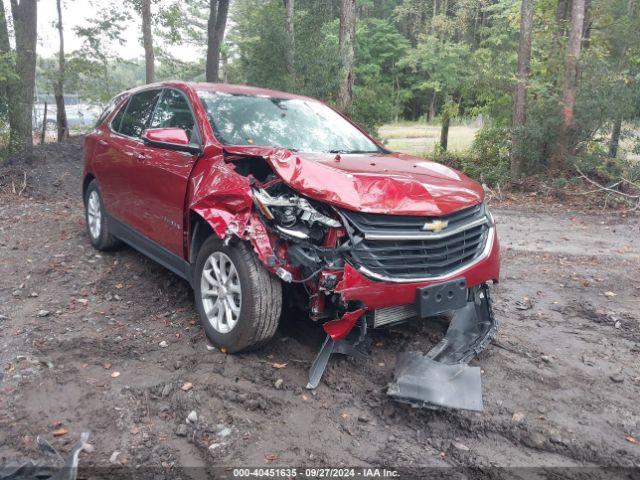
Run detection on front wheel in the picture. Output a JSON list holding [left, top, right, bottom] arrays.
[[194, 237, 282, 353]]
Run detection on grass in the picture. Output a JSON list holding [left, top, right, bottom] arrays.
[[378, 121, 479, 157]]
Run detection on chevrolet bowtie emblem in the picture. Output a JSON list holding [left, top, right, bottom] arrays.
[[422, 219, 448, 233]]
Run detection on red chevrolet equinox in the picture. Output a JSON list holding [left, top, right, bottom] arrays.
[[83, 82, 500, 409]]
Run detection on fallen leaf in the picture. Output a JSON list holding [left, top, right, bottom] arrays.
[[626, 436, 638, 444], [271, 362, 287, 369], [52, 428, 68, 437], [264, 453, 278, 462], [181, 382, 193, 391], [111, 371, 120, 378]]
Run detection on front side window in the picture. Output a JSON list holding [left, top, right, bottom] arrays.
[[197, 91, 381, 154], [118, 89, 161, 138], [96, 94, 126, 128], [150, 89, 196, 141]]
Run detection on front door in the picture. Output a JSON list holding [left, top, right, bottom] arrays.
[[131, 88, 200, 257]]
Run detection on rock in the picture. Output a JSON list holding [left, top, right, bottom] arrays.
[[161, 384, 172, 398], [614, 321, 621, 329], [357, 415, 369, 423], [77, 298, 88, 305], [451, 441, 470, 452], [0, 314, 7, 321], [187, 411, 198, 423], [523, 431, 546, 449], [274, 378, 284, 390], [512, 412, 525, 423], [208, 443, 224, 453], [610, 373, 624, 383], [181, 382, 193, 391], [36, 310, 50, 317], [540, 355, 552, 364], [29, 292, 38, 298], [83, 443, 95, 453], [217, 427, 232, 438], [537, 405, 547, 414], [175, 424, 188, 437], [159, 340, 168, 348], [12, 290, 21, 297], [205, 344, 216, 351], [109, 451, 121, 464]]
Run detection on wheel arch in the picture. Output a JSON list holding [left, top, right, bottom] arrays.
[[82, 174, 96, 205]]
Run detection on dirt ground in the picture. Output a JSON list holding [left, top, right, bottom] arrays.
[[0, 138, 639, 478]]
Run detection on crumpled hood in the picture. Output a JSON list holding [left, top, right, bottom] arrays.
[[224, 146, 484, 216]]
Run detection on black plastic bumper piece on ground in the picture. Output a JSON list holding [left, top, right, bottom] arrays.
[[387, 285, 498, 412]]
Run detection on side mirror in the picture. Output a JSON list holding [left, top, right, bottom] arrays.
[[142, 128, 202, 155]]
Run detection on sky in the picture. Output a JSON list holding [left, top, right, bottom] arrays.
[[19, 0, 203, 62]]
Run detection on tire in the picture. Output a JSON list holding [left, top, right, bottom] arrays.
[[194, 236, 282, 353], [84, 180, 120, 251]]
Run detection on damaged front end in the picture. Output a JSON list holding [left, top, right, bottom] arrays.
[[201, 147, 500, 412]]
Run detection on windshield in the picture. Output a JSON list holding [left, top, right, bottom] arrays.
[[198, 91, 381, 154]]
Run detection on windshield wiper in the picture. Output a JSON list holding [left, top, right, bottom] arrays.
[[328, 149, 379, 154]]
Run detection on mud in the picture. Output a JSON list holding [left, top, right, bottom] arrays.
[[0, 138, 639, 476]]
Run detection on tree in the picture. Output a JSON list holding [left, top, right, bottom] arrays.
[[141, 0, 154, 83], [283, 0, 295, 77], [550, 0, 586, 172], [54, 0, 69, 142], [0, 0, 38, 157], [511, 0, 535, 179], [206, 0, 230, 82], [337, 0, 356, 112]]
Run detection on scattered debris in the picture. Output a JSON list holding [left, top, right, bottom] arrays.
[[512, 412, 526, 423], [187, 411, 198, 423], [272, 362, 287, 369]]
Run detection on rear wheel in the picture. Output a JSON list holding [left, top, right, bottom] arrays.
[[84, 180, 120, 250], [194, 237, 282, 353]]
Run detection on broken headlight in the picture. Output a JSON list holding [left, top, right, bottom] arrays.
[[253, 188, 341, 241]]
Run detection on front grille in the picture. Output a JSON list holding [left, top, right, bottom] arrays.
[[340, 204, 490, 281]]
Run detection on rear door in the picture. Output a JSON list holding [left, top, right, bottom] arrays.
[[130, 88, 200, 257], [98, 89, 162, 228]]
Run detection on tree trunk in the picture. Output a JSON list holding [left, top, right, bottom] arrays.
[[511, 0, 535, 180], [428, 91, 437, 122], [206, 0, 230, 83], [608, 117, 622, 158], [337, 0, 356, 113], [550, 0, 585, 173], [582, 0, 592, 49], [141, 0, 154, 84], [8, 0, 38, 157], [552, 0, 569, 49], [54, 0, 68, 142], [440, 108, 450, 152], [283, 0, 295, 78], [40, 101, 47, 145]]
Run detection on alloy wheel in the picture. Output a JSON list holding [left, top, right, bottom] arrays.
[[87, 190, 102, 240], [201, 251, 242, 334]]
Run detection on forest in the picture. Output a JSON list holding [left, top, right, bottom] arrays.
[[1, 0, 640, 196]]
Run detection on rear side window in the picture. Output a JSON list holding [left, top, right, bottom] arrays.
[[110, 98, 129, 132], [150, 89, 196, 141], [95, 94, 126, 128], [118, 89, 161, 138]]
